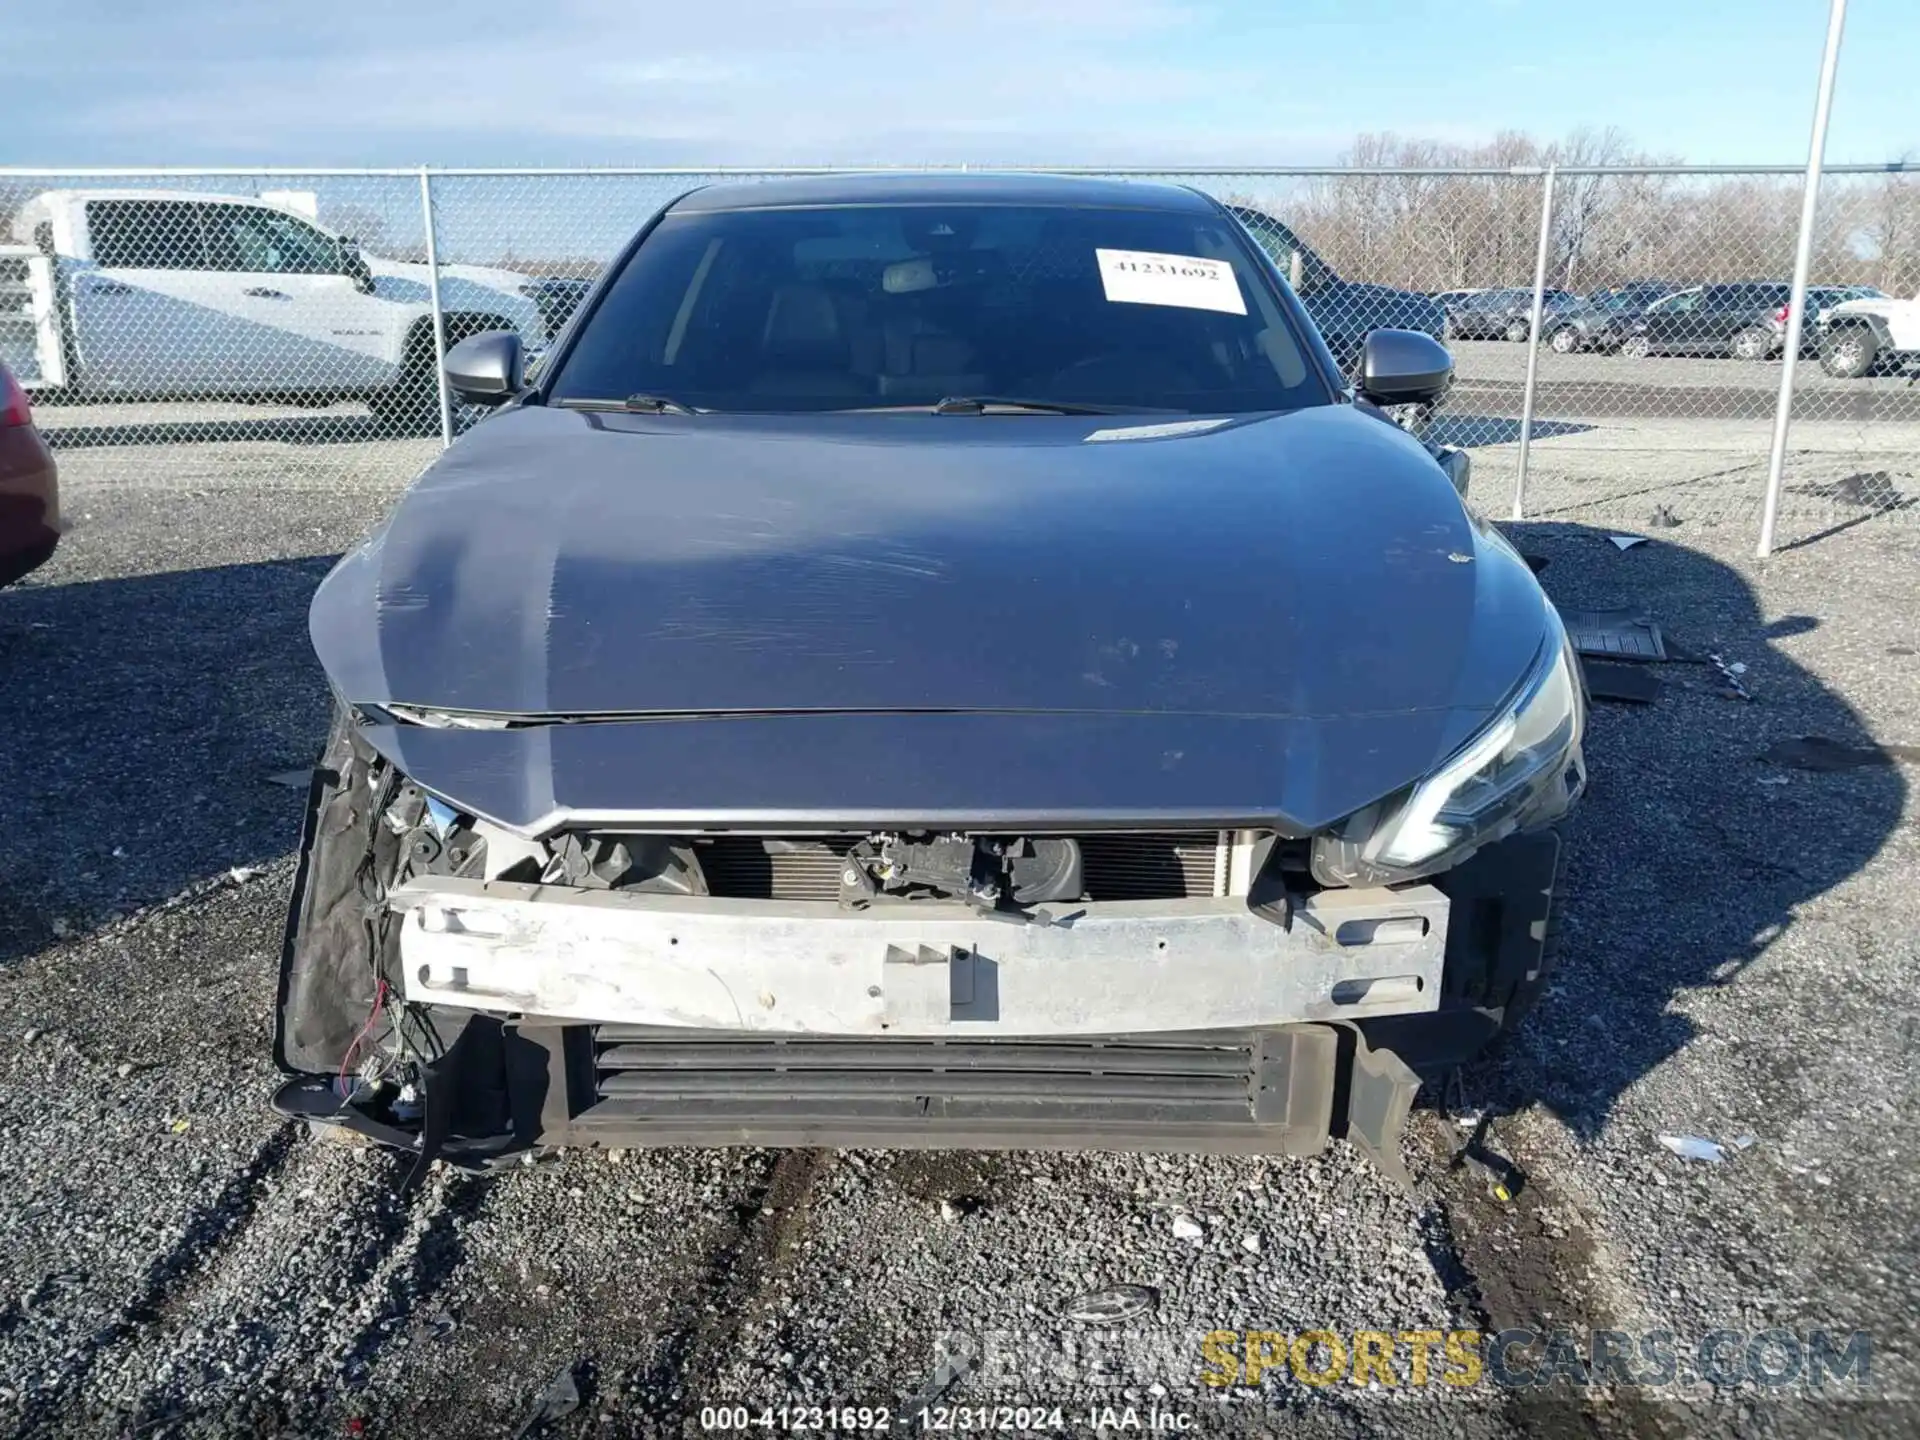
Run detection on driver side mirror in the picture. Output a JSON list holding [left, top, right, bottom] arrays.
[[1356, 329, 1452, 408], [339, 238, 375, 295], [444, 330, 523, 406]]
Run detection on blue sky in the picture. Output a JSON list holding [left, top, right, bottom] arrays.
[[4, 0, 1915, 166]]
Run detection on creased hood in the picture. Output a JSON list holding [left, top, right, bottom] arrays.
[[312, 403, 1552, 834]]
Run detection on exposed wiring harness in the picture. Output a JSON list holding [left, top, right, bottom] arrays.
[[337, 979, 390, 1098]]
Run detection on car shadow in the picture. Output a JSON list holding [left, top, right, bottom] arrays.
[[1448, 521, 1906, 1139], [0, 555, 340, 967]]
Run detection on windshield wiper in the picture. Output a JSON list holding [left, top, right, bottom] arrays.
[[555, 393, 701, 415], [928, 395, 1146, 416]]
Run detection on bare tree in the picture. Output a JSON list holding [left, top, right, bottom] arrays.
[[1856, 160, 1920, 295]]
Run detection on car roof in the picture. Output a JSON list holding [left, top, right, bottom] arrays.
[[667, 172, 1219, 215]]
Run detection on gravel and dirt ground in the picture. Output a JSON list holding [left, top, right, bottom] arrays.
[[1, 394, 1917, 1436]]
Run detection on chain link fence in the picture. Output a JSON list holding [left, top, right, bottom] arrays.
[[3, 165, 1914, 548]]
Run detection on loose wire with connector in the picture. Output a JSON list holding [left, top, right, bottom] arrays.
[[337, 979, 390, 1098]]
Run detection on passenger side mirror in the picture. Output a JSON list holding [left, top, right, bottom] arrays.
[[339, 238, 375, 295], [1356, 329, 1452, 408], [444, 331, 523, 406]]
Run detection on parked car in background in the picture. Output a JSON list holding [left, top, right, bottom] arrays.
[[1226, 206, 1445, 371], [1542, 281, 1679, 354], [1619, 282, 1794, 359], [1430, 288, 1487, 309], [1764, 285, 1886, 356], [1817, 288, 1920, 378], [1442, 288, 1579, 342], [0, 362, 59, 586], [1585, 281, 1677, 313], [1515, 290, 1585, 343], [277, 173, 1580, 1183], [6, 191, 549, 430]]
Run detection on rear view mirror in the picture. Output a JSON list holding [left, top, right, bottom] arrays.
[[1356, 329, 1452, 408], [444, 331, 523, 406]]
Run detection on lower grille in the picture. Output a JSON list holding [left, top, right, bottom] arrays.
[[691, 832, 1221, 902], [587, 1027, 1259, 1123]]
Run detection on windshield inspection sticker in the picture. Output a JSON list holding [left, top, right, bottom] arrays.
[[1096, 249, 1247, 315]]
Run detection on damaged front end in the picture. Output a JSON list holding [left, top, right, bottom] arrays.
[[274, 709, 1561, 1187]]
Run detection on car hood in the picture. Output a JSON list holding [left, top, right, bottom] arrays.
[[312, 404, 1552, 834]]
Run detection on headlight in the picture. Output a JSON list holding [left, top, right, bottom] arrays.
[[1311, 615, 1586, 886]]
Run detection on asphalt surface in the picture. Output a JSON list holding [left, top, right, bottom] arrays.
[[1, 421, 1917, 1436]]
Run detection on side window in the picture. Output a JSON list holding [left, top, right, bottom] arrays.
[[201, 205, 342, 274], [87, 200, 208, 270], [1235, 210, 1298, 271], [1232, 210, 1328, 288]]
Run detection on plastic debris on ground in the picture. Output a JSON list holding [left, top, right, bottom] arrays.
[[1582, 659, 1661, 705], [1062, 1285, 1158, 1326], [1707, 652, 1754, 702], [1658, 1134, 1728, 1164], [1560, 607, 1667, 663], [515, 1363, 581, 1437], [410, 1310, 458, 1343], [1170, 1213, 1204, 1243]]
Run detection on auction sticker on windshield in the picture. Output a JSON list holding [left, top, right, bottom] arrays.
[[1095, 248, 1247, 315]]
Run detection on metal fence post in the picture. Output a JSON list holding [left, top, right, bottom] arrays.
[[1510, 164, 1557, 522], [417, 165, 454, 448], [1757, 0, 1848, 558]]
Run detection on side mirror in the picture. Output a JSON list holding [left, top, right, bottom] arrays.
[[339, 239, 375, 295], [444, 330, 523, 406], [1356, 329, 1452, 408]]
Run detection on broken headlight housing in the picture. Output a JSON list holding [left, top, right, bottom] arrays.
[[1311, 614, 1585, 886]]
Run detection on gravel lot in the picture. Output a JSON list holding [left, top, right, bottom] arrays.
[[1, 414, 1917, 1436]]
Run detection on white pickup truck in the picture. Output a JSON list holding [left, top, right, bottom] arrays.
[[1816, 288, 1920, 379], [0, 190, 548, 428]]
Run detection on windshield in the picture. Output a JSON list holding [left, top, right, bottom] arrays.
[[548, 202, 1330, 414]]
